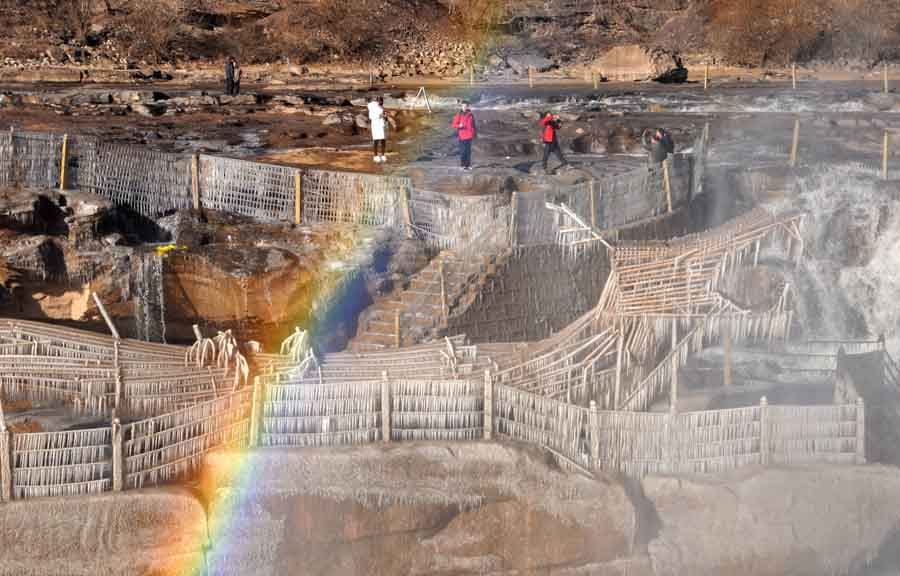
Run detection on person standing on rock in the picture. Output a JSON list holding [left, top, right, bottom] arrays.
[[451, 101, 476, 170], [368, 96, 387, 163], [540, 111, 568, 173], [233, 59, 242, 96], [225, 57, 235, 96], [642, 128, 675, 164]]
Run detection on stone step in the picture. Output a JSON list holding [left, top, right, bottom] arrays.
[[353, 332, 399, 347], [366, 319, 396, 334], [400, 290, 444, 306]]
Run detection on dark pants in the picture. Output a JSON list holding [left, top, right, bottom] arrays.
[[459, 139, 472, 168], [233, 81, 240, 96], [542, 140, 566, 170], [225, 79, 234, 96], [373, 139, 386, 155]]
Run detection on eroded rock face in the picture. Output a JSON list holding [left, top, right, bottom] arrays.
[[0, 489, 207, 576], [200, 443, 638, 575], [3, 444, 900, 575], [645, 466, 900, 576]]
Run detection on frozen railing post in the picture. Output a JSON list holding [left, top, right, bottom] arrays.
[[789, 119, 800, 168], [589, 400, 599, 470], [250, 376, 263, 448], [58, 134, 68, 190], [0, 424, 12, 501], [856, 397, 866, 464], [483, 369, 493, 440], [112, 417, 124, 492], [759, 396, 770, 466], [294, 169, 303, 225], [191, 154, 201, 211], [381, 371, 392, 442]]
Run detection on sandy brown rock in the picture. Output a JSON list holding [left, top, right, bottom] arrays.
[[0, 488, 207, 576], [644, 465, 900, 576], [200, 442, 638, 575]]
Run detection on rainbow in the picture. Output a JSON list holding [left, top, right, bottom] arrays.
[[170, 76, 485, 576]]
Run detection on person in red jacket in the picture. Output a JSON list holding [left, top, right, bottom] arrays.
[[451, 101, 476, 170], [540, 111, 568, 173]]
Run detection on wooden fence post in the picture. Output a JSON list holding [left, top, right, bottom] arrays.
[[789, 119, 800, 168], [0, 426, 12, 502], [113, 340, 123, 413], [589, 400, 599, 470], [593, 71, 599, 90], [191, 154, 200, 211], [670, 317, 678, 411], [381, 371, 391, 442], [792, 63, 797, 90], [759, 396, 770, 466], [58, 133, 68, 191], [92, 292, 121, 340], [614, 327, 624, 409], [294, 170, 303, 225], [723, 329, 732, 387], [483, 369, 493, 440], [8, 126, 15, 184], [704, 63, 709, 91], [470, 66, 475, 86], [662, 158, 673, 213], [112, 418, 124, 492], [250, 376, 262, 448], [509, 191, 519, 247], [856, 397, 866, 464], [884, 63, 889, 95], [589, 180, 597, 228], [529, 67, 534, 88], [439, 259, 447, 317], [394, 310, 401, 348], [883, 131, 889, 181]]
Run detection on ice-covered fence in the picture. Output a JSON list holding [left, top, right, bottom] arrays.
[[123, 387, 252, 488], [768, 403, 861, 465], [302, 168, 407, 227], [391, 379, 484, 441], [78, 138, 193, 218], [494, 384, 591, 472], [493, 380, 862, 478], [120, 367, 231, 418], [0, 131, 63, 189], [199, 155, 295, 221], [515, 157, 694, 246], [9, 428, 112, 500], [408, 189, 510, 252], [261, 379, 383, 447]]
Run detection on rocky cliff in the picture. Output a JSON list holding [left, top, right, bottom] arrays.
[[5, 443, 899, 575]]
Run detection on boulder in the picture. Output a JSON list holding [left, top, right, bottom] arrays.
[[130, 102, 166, 117], [506, 53, 554, 75], [591, 45, 675, 82], [0, 489, 207, 576], [200, 443, 637, 575], [645, 466, 900, 576]]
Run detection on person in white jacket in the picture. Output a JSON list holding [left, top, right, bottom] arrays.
[[367, 97, 387, 163]]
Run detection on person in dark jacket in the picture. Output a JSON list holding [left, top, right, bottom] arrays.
[[642, 128, 675, 164], [540, 112, 568, 172], [225, 58, 235, 96], [233, 59, 242, 96], [451, 101, 476, 170]]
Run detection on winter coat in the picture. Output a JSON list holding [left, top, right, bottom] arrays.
[[540, 115, 561, 143], [452, 111, 476, 141]]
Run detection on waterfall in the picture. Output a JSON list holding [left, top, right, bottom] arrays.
[[134, 251, 167, 343]]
